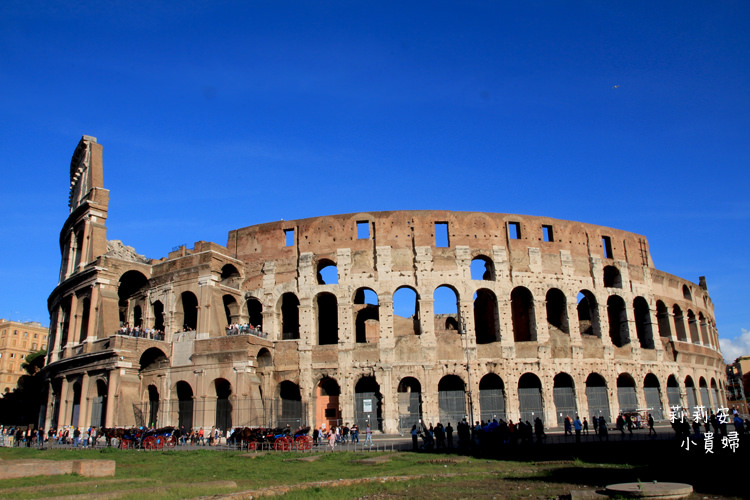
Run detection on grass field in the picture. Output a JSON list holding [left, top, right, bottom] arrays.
[[0, 438, 745, 499]]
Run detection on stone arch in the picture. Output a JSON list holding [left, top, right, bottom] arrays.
[[698, 377, 711, 409], [684, 376, 697, 411], [607, 295, 629, 347], [553, 372, 577, 426], [633, 297, 654, 349], [479, 373, 506, 422], [246, 296, 263, 331], [315, 377, 341, 431], [682, 284, 692, 301], [438, 375, 467, 425], [511, 287, 535, 342], [278, 380, 303, 428], [699, 313, 710, 346], [470, 255, 495, 281], [655, 300, 671, 339], [220, 264, 241, 286], [151, 300, 165, 331], [354, 287, 379, 344], [576, 290, 599, 337], [78, 296, 91, 343], [223, 294, 240, 325], [175, 381, 194, 430], [616, 373, 638, 413], [546, 288, 569, 334], [603, 265, 622, 288], [397, 377, 422, 431], [710, 379, 720, 409], [215, 378, 232, 430], [256, 347, 272, 368], [518, 373, 544, 423], [147, 384, 159, 428], [317, 258, 338, 285], [673, 305, 687, 341], [585, 373, 611, 423], [90, 378, 108, 428], [315, 292, 338, 345], [393, 286, 420, 336], [179, 291, 198, 331], [687, 310, 700, 344], [667, 375, 681, 408], [279, 292, 300, 340], [139, 347, 169, 372], [355, 376, 383, 431], [433, 285, 459, 333], [118, 270, 149, 326], [643, 373, 663, 419], [474, 289, 500, 344]]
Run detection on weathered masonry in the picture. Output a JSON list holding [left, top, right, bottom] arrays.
[[43, 136, 726, 433]]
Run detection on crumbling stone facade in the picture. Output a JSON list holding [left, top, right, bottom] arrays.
[[43, 136, 726, 433]]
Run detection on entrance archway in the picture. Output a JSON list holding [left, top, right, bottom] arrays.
[[479, 373, 506, 422], [518, 373, 543, 423], [438, 375, 467, 425], [355, 376, 383, 431], [553, 373, 577, 426], [585, 373, 611, 423], [315, 377, 340, 431], [397, 377, 422, 431]]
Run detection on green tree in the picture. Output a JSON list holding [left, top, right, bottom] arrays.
[[0, 349, 47, 426]]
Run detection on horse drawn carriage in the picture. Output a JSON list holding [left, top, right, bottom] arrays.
[[103, 426, 177, 450], [230, 426, 312, 451]]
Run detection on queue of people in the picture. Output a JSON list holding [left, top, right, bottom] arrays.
[[225, 323, 267, 338], [116, 324, 165, 340]]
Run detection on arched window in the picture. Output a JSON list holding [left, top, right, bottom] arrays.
[[546, 288, 568, 334], [317, 259, 338, 285], [511, 287, 535, 342], [672, 305, 687, 341], [279, 293, 300, 340], [474, 289, 499, 344], [576, 290, 599, 337], [316, 292, 338, 345], [215, 379, 232, 430], [180, 292, 198, 331], [633, 297, 654, 349], [354, 288, 379, 344], [607, 295, 629, 347], [470, 255, 495, 281], [655, 301, 671, 339], [393, 286, 420, 336], [246, 297, 263, 332], [433, 285, 459, 333], [603, 266, 622, 288]]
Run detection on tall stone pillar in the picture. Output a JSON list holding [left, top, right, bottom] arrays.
[[58, 378, 71, 427], [77, 372, 91, 428], [105, 369, 120, 427]]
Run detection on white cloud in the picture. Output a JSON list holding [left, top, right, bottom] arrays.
[[719, 329, 750, 363]]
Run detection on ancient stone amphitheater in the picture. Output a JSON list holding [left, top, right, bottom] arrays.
[[44, 136, 725, 434]]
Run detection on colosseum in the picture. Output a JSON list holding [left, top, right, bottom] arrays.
[[43, 136, 726, 434]]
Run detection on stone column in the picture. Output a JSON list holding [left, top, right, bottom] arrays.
[[58, 377, 71, 427], [87, 286, 99, 340], [68, 294, 79, 347], [77, 372, 91, 428], [105, 369, 120, 428]]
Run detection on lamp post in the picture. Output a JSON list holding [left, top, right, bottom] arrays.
[[458, 311, 475, 424]]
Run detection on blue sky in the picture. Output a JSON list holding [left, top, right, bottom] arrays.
[[1, 2, 748, 361]]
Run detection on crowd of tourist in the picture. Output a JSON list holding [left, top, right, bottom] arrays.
[[311, 423, 372, 449], [225, 323, 267, 338], [116, 324, 165, 340]]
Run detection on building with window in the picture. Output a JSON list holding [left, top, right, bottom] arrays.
[[43, 136, 725, 433], [0, 319, 48, 394]]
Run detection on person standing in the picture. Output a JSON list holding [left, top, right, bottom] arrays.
[[411, 424, 419, 451], [445, 422, 454, 449], [573, 415, 582, 443], [583, 417, 589, 435], [648, 413, 656, 436], [364, 424, 373, 447]]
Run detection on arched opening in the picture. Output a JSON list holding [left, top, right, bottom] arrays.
[[617, 373, 638, 413], [710, 379, 720, 409], [673, 305, 687, 341], [553, 373, 577, 426], [607, 295, 629, 347], [470, 255, 495, 281], [223, 295, 240, 325], [576, 290, 599, 337], [643, 374, 663, 420], [393, 286, 420, 336], [687, 310, 700, 344], [180, 291, 198, 331], [278, 381, 302, 428], [152, 300, 165, 332], [215, 379, 232, 430], [316, 292, 339, 345], [256, 348, 272, 368], [546, 288, 569, 334], [474, 289, 499, 344], [699, 377, 711, 409], [354, 288, 379, 344], [90, 379, 107, 428], [699, 313, 709, 346], [667, 375, 681, 408], [684, 376, 697, 411], [355, 376, 383, 431], [479, 373, 506, 422], [316, 377, 341, 431], [220, 264, 241, 286], [280, 293, 300, 340], [77, 297, 90, 343], [246, 297, 263, 331], [511, 287, 535, 342], [139, 347, 169, 372], [176, 381, 193, 430], [397, 377, 422, 431], [603, 266, 622, 288], [433, 285, 459, 333], [438, 375, 467, 424], [317, 259, 338, 285], [70, 381, 82, 426], [147, 384, 159, 428], [682, 284, 692, 301], [586, 373, 611, 423], [518, 373, 543, 423], [655, 301, 671, 339], [133, 305, 143, 328], [633, 297, 654, 349], [118, 270, 149, 326]]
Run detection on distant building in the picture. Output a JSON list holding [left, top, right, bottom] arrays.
[[0, 319, 48, 393], [727, 356, 750, 415]]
